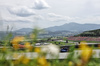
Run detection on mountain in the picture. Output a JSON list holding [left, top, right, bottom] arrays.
[[12, 22, 100, 37], [15, 22, 100, 32], [12, 28, 33, 36], [45, 22, 100, 32]]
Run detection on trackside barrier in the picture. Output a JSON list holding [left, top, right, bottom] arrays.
[[4, 49, 100, 60]]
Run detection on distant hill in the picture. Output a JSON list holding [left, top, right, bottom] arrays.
[[15, 22, 100, 32], [45, 22, 100, 32], [15, 28, 33, 32], [12, 22, 100, 37], [76, 29, 100, 37]]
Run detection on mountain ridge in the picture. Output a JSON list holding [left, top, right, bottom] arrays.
[[15, 22, 100, 32], [45, 22, 100, 32]]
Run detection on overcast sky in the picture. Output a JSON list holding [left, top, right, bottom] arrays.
[[0, 0, 100, 31]]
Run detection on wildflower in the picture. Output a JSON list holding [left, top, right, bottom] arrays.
[[41, 44, 59, 56], [13, 44, 19, 50], [34, 47, 41, 53], [13, 54, 24, 65], [11, 36, 25, 44], [38, 56, 49, 66], [41, 47, 48, 53], [22, 57, 30, 65], [24, 42, 33, 51], [11, 36, 24, 50], [68, 61, 73, 66], [18, 55, 25, 62], [13, 53, 20, 65], [13, 53, 19, 59], [81, 47, 92, 62], [79, 41, 93, 63], [25, 42, 31, 48], [79, 41, 87, 49]]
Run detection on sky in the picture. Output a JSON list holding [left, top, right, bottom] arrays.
[[0, 0, 100, 31]]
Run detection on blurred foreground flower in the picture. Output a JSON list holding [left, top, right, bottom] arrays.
[[38, 56, 50, 66], [13, 44, 19, 50], [13, 54, 24, 65], [68, 61, 73, 66], [25, 42, 33, 51], [11, 36, 25, 50], [13, 53, 19, 59], [13, 54, 30, 65], [79, 41, 88, 49], [11, 36, 25, 44], [41, 44, 60, 56], [79, 41, 93, 64], [35, 47, 41, 53], [21, 57, 30, 65]]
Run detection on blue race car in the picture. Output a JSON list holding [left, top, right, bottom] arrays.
[[60, 47, 68, 52]]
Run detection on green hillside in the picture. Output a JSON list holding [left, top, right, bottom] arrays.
[[76, 29, 100, 37]]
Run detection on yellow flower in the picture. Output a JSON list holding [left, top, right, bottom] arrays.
[[13, 53, 19, 59], [13, 55, 24, 65], [11, 36, 25, 44], [22, 57, 30, 65], [38, 56, 49, 66], [13, 54, 23, 65], [18, 55, 25, 62], [79, 41, 87, 49], [34, 47, 41, 53], [11, 36, 24, 50], [68, 61, 73, 66], [79, 41, 92, 62], [29, 46, 33, 52], [24, 42, 33, 51], [25, 42, 31, 48], [13, 44, 19, 50], [81, 47, 92, 62], [43, 62, 50, 66]]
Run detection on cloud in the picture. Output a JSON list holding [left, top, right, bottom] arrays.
[[8, 6, 36, 17], [79, 16, 100, 23], [2, 15, 44, 23], [32, 0, 50, 10], [2, 20, 31, 23], [33, 15, 44, 20], [47, 13, 74, 22], [1, 16, 33, 23], [48, 13, 61, 18]]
